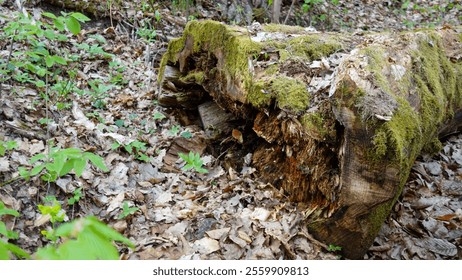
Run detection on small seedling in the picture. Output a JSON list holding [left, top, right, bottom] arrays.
[[327, 244, 342, 252], [169, 124, 181, 136], [19, 147, 109, 182], [68, 187, 83, 206], [114, 119, 125, 128], [0, 141, 18, 156], [153, 112, 166, 120], [118, 201, 139, 219], [180, 131, 192, 139], [178, 151, 208, 173]]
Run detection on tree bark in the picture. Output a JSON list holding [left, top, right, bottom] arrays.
[[159, 21, 462, 259], [272, 0, 282, 23]]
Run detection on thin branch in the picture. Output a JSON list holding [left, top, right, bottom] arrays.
[[284, 0, 297, 25]]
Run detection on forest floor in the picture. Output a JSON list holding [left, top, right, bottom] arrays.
[[0, 0, 461, 259]]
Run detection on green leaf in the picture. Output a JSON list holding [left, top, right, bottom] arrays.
[[65, 16, 80, 35], [60, 148, 83, 158], [111, 142, 121, 150], [68, 188, 83, 205], [114, 119, 125, 127], [73, 158, 87, 177], [180, 131, 192, 139], [137, 154, 150, 162], [52, 55, 67, 65], [83, 152, 109, 172], [85, 216, 134, 248], [178, 152, 189, 162], [118, 201, 139, 219], [53, 221, 75, 238], [60, 158, 75, 176], [40, 172, 57, 182], [30, 153, 46, 164], [153, 112, 165, 120], [48, 152, 66, 174], [154, 10, 161, 22], [59, 233, 118, 260], [35, 245, 60, 260], [0, 241, 30, 260], [42, 12, 57, 19], [195, 166, 208, 174], [43, 29, 57, 40], [70, 12, 91, 22], [30, 164, 45, 176], [18, 167, 30, 180], [4, 243, 30, 259], [0, 202, 19, 217], [53, 18, 65, 31], [0, 222, 8, 237], [6, 141, 18, 150], [0, 243, 9, 260]]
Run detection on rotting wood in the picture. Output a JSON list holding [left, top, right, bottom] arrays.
[[198, 101, 238, 141], [157, 20, 462, 259]]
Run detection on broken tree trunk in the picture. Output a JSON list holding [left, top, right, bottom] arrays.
[[157, 20, 462, 259]]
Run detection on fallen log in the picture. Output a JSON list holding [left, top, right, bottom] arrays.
[[157, 20, 462, 259]]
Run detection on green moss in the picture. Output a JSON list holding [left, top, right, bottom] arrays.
[[423, 137, 443, 155], [284, 35, 342, 61], [364, 32, 462, 170], [366, 198, 395, 242], [157, 35, 186, 84], [179, 71, 205, 84], [270, 76, 310, 112], [247, 79, 272, 108], [301, 112, 332, 140], [247, 75, 310, 112], [158, 20, 262, 93], [371, 130, 388, 159], [372, 98, 421, 169], [263, 24, 306, 34]]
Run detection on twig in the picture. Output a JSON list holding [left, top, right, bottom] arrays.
[[0, 176, 23, 188], [283, 0, 297, 25]]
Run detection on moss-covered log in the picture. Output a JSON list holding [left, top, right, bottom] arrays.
[[157, 20, 462, 259]]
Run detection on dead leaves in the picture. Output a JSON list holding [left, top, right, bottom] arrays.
[[369, 134, 462, 259]]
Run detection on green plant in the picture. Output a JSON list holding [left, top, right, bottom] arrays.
[[327, 244, 342, 252], [86, 111, 105, 123], [87, 79, 113, 109], [136, 24, 157, 43], [35, 216, 134, 260], [169, 124, 181, 136], [180, 130, 193, 139], [153, 112, 166, 120], [1, 11, 90, 85], [0, 201, 31, 259], [68, 187, 83, 206], [38, 196, 66, 242], [302, 0, 323, 14], [117, 201, 139, 219], [0, 140, 18, 156], [75, 42, 113, 59], [112, 140, 151, 162], [18, 147, 108, 183], [178, 151, 208, 174]]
